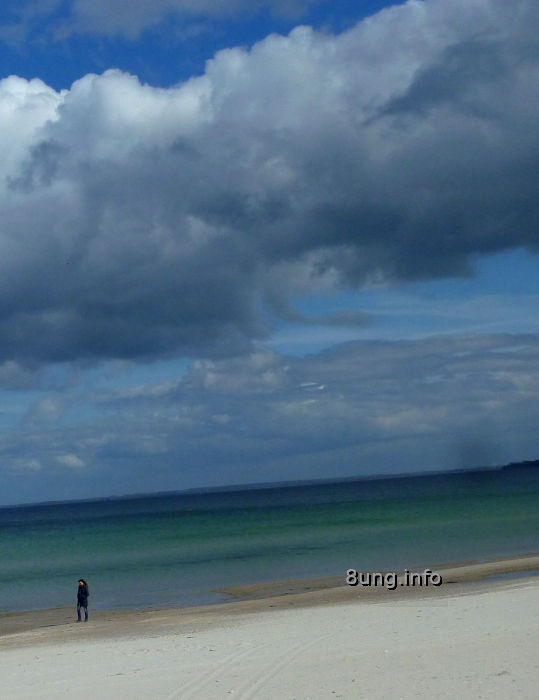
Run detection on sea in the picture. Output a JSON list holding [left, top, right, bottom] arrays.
[[1, 465, 538, 614]]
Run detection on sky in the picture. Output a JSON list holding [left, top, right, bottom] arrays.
[[0, 0, 538, 505]]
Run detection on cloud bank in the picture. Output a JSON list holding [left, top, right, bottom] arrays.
[[1, 0, 538, 362], [2, 333, 538, 503]]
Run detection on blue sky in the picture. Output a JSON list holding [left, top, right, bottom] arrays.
[[0, 0, 538, 505], [0, 1, 404, 91]]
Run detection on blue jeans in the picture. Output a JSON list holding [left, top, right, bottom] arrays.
[[77, 602, 88, 621]]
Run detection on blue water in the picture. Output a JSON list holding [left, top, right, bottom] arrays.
[[1, 466, 538, 613]]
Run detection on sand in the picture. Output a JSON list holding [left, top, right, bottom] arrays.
[[1, 556, 539, 699]]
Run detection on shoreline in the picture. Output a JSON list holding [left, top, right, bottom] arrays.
[[216, 551, 539, 600], [2, 552, 539, 647], [2, 559, 539, 698]]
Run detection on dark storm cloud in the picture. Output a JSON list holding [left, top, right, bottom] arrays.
[[0, 0, 538, 362]]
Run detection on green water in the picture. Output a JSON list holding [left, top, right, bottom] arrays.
[[1, 466, 538, 613]]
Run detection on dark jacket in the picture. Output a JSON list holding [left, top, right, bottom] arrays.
[[77, 583, 89, 606]]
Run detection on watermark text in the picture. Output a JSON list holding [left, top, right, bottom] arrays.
[[346, 568, 442, 590]]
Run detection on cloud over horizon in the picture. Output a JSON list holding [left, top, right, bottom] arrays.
[[0, 0, 538, 365], [1, 332, 538, 504]]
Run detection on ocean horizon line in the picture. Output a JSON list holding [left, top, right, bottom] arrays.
[[3, 457, 538, 511]]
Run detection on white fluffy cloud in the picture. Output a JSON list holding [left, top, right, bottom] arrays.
[[56, 452, 85, 469], [0, 0, 538, 362]]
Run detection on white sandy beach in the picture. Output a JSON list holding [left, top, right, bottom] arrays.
[[1, 563, 538, 700]]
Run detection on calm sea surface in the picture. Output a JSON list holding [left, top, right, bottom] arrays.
[[1, 467, 538, 613]]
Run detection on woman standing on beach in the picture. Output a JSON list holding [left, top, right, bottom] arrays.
[[77, 579, 89, 622]]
